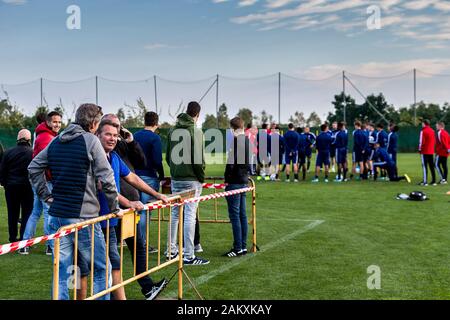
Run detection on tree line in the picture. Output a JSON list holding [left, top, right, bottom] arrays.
[[1, 91, 449, 130]]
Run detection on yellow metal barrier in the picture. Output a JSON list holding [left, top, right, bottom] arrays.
[[157, 177, 258, 253], [50, 182, 256, 300], [52, 194, 186, 300]]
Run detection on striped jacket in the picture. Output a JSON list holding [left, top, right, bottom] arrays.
[[28, 123, 119, 219]]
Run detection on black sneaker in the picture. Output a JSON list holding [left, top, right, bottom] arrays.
[[222, 249, 242, 258], [18, 247, 29, 255], [148, 246, 158, 254], [165, 251, 179, 260], [183, 256, 210, 266], [241, 248, 248, 255], [143, 278, 168, 300], [45, 245, 52, 256]]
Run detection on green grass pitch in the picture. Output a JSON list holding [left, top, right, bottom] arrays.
[[0, 153, 449, 300]]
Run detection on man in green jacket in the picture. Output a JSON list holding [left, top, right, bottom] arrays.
[[166, 101, 209, 265]]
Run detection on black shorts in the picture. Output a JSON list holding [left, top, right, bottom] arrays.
[[298, 151, 306, 165]]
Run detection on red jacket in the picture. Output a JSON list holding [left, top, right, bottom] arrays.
[[33, 122, 57, 158], [436, 129, 450, 157], [419, 125, 435, 155], [33, 122, 57, 181]]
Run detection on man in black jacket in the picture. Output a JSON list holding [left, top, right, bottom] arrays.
[[0, 129, 34, 243], [223, 117, 250, 258]]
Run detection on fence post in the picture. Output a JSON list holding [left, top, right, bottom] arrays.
[[216, 74, 219, 128], [178, 204, 184, 300], [40, 77, 43, 107], [95, 76, 99, 105], [413, 68, 417, 126], [278, 72, 281, 124], [154, 75, 158, 114], [342, 71, 346, 124], [53, 237, 60, 300]]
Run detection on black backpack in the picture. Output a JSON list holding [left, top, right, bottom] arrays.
[[408, 191, 428, 201], [396, 191, 429, 201]]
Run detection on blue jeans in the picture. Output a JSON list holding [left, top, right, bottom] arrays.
[[48, 216, 109, 300], [225, 184, 248, 251], [23, 183, 52, 245], [168, 180, 202, 260], [138, 176, 160, 245]]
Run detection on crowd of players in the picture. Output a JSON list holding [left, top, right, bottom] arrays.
[[245, 119, 449, 185]]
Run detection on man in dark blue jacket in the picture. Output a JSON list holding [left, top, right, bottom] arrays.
[[334, 122, 348, 182], [303, 127, 316, 172], [312, 124, 332, 183], [373, 142, 410, 182], [387, 124, 399, 175], [134, 111, 165, 251], [352, 121, 369, 180], [283, 123, 299, 182], [28, 103, 119, 300]]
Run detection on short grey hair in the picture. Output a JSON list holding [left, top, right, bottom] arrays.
[[75, 104, 103, 131]]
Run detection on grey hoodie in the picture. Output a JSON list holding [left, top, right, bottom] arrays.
[[28, 123, 119, 219]]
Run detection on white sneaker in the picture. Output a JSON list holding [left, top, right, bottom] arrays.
[[194, 244, 203, 253], [294, 179, 299, 183]]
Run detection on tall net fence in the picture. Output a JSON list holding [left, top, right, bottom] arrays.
[[281, 73, 342, 124], [219, 74, 279, 123], [98, 77, 156, 118], [345, 71, 414, 108], [0, 70, 449, 127], [1, 79, 41, 115], [42, 77, 97, 122], [416, 70, 450, 106], [156, 76, 217, 124]]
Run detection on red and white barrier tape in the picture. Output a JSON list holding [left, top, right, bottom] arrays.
[[0, 186, 253, 256], [0, 225, 87, 256], [202, 183, 227, 189], [144, 186, 254, 211]]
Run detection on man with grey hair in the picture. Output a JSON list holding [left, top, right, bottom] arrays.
[[28, 103, 119, 300], [0, 129, 34, 243]]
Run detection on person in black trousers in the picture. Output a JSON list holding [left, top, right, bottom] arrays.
[[0, 130, 34, 243]]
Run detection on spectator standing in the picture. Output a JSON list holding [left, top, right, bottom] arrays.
[[165, 101, 209, 265], [22, 111, 62, 255], [134, 111, 165, 251], [28, 103, 118, 300], [0, 129, 34, 243], [223, 117, 250, 257]]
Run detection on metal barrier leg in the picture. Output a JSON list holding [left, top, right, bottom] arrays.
[[53, 237, 60, 300], [178, 204, 184, 300]]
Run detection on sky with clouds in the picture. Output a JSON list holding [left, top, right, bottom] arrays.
[[1, 0, 450, 121]]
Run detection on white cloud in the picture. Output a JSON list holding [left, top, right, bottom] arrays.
[[297, 59, 450, 79], [238, 0, 259, 6], [402, 0, 436, 10], [265, 0, 298, 9], [231, 0, 368, 24], [2, 0, 27, 4], [433, 1, 450, 11], [144, 43, 187, 51], [379, 0, 403, 10]]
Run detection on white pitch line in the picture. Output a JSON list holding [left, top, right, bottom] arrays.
[[258, 218, 323, 222], [164, 219, 325, 298]]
